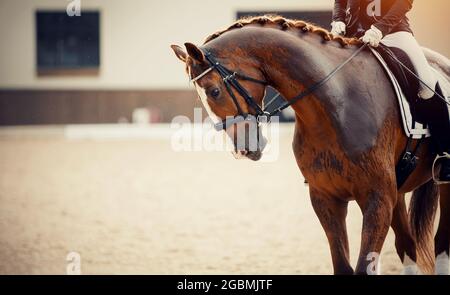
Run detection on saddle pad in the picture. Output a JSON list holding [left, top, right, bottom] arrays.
[[369, 47, 431, 139]]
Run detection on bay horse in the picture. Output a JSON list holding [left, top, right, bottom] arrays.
[[171, 15, 450, 275]]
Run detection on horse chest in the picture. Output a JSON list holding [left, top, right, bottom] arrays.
[[293, 136, 358, 197], [298, 150, 347, 179]]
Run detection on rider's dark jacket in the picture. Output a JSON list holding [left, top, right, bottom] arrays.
[[332, 0, 413, 38]]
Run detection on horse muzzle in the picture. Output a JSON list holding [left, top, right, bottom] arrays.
[[231, 133, 267, 161]]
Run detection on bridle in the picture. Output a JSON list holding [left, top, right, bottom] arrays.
[[191, 50, 270, 131], [191, 44, 368, 131]]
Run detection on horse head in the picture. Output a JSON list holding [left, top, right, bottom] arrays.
[[171, 41, 268, 161]]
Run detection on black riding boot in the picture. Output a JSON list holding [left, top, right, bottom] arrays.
[[417, 82, 450, 182]]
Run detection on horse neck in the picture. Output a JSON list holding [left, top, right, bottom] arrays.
[[253, 32, 349, 132]]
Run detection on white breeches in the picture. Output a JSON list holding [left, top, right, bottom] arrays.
[[381, 31, 438, 99]]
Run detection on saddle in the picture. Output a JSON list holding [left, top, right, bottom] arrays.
[[370, 45, 431, 139], [377, 46, 420, 113]]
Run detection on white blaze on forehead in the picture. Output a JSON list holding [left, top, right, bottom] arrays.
[[195, 84, 220, 121], [189, 67, 221, 124], [435, 252, 450, 275]]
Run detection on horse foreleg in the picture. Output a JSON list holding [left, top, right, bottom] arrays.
[[355, 187, 395, 275], [435, 184, 450, 275], [309, 188, 353, 275], [391, 194, 420, 274]]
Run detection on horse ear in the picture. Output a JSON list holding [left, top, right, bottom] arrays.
[[184, 42, 205, 64], [171, 44, 187, 63]]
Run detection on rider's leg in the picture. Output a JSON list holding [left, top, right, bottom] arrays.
[[381, 31, 450, 182]]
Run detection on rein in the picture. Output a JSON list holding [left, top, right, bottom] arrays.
[[192, 43, 368, 131]]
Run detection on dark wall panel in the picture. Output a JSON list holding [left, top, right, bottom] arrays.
[[0, 89, 204, 125]]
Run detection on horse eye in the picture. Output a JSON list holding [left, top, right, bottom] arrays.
[[209, 88, 221, 99]]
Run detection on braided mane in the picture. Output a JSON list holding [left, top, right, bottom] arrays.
[[204, 14, 360, 47]]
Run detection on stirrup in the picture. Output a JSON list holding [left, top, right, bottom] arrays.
[[432, 152, 450, 185]]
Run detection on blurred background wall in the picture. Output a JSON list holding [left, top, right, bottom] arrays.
[[0, 0, 449, 125]]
